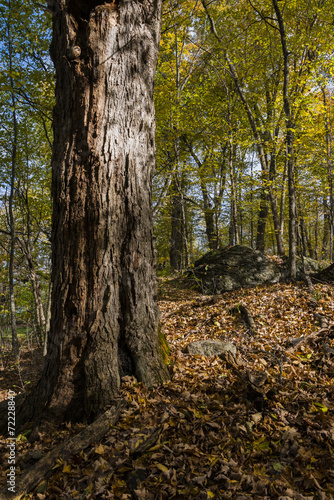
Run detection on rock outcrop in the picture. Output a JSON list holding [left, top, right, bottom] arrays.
[[191, 245, 329, 294]]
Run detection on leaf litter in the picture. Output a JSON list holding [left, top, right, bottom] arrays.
[[1, 280, 334, 499]]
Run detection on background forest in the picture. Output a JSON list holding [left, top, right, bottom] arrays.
[[1, 0, 334, 346]]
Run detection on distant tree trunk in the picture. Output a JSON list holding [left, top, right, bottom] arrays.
[[299, 214, 314, 259], [186, 142, 221, 250], [229, 140, 239, 246], [18, 239, 45, 345], [273, 0, 297, 278], [315, 201, 319, 260], [322, 198, 330, 259], [7, 16, 19, 360], [180, 190, 190, 268], [213, 149, 228, 247], [43, 282, 52, 357], [256, 186, 268, 253], [170, 194, 182, 270], [323, 88, 334, 261], [20, 0, 169, 427], [279, 154, 288, 239], [268, 153, 285, 256], [200, 180, 217, 250]]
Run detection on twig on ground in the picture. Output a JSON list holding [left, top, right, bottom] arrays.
[[229, 303, 257, 335], [287, 325, 334, 354]]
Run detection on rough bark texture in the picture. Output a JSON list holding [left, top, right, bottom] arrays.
[[19, 0, 169, 426]]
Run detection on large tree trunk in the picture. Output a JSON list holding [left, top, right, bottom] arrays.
[[20, 0, 169, 427]]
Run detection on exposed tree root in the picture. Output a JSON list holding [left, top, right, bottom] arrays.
[[300, 271, 314, 292], [314, 313, 329, 329], [0, 400, 125, 500], [229, 303, 257, 335]]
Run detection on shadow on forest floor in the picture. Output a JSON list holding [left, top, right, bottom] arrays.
[[0, 345, 43, 401], [1, 279, 334, 499]]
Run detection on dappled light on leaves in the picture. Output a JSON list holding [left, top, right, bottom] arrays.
[[1, 279, 333, 499]]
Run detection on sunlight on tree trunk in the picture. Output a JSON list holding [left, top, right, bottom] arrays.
[[20, 0, 169, 426]]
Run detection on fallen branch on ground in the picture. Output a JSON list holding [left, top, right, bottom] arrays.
[[193, 295, 222, 306], [1, 400, 125, 500]]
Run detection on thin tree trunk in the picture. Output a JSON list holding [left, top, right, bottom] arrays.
[[256, 186, 268, 253], [280, 153, 288, 238], [19, 0, 169, 427], [18, 239, 45, 345], [7, 15, 19, 359], [200, 180, 217, 250], [299, 213, 314, 259], [43, 282, 52, 357], [180, 188, 190, 268], [323, 88, 334, 261], [186, 143, 220, 250], [169, 180, 183, 271], [315, 200, 319, 260], [229, 140, 239, 246], [213, 148, 228, 247], [273, 0, 297, 278], [268, 154, 285, 255], [322, 198, 330, 259]]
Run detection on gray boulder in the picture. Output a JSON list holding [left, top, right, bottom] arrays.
[[191, 245, 329, 294], [192, 245, 281, 294], [184, 340, 237, 357]]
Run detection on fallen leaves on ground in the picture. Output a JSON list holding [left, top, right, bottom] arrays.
[[1, 280, 334, 499]]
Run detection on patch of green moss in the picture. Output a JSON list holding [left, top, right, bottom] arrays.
[[158, 324, 170, 365]]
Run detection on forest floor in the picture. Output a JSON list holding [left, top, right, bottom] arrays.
[[0, 279, 334, 499]]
